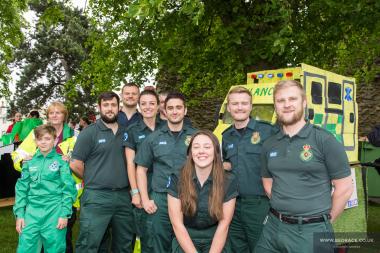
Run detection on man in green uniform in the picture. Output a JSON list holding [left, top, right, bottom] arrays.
[[135, 92, 197, 253], [14, 125, 76, 253], [222, 86, 277, 252], [255, 80, 354, 253], [70, 91, 134, 253]]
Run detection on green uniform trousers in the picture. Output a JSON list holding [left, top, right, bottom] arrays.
[[75, 188, 134, 253], [229, 196, 269, 253], [17, 199, 66, 253], [254, 213, 335, 253], [172, 225, 231, 253], [133, 201, 153, 253], [148, 191, 174, 253]]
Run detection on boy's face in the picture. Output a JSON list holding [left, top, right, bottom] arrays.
[[36, 133, 55, 154]]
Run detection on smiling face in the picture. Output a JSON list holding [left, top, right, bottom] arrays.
[[139, 94, 159, 119], [165, 98, 186, 125], [191, 134, 215, 170], [35, 133, 55, 155], [274, 85, 306, 126], [227, 92, 252, 122], [121, 85, 139, 108], [48, 107, 66, 126]]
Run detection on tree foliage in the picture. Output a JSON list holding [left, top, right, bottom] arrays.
[[0, 0, 27, 96], [12, 0, 97, 118], [86, 0, 380, 100]]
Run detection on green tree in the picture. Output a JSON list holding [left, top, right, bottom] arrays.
[[12, 0, 97, 117], [85, 0, 380, 128], [0, 0, 27, 96]]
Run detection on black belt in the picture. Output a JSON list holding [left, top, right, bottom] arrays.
[[270, 208, 330, 224]]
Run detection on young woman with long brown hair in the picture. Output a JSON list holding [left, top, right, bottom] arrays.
[[167, 130, 238, 253]]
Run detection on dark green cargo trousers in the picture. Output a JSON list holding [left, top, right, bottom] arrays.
[[254, 212, 335, 253], [148, 191, 174, 253], [75, 188, 134, 253], [229, 196, 269, 253]]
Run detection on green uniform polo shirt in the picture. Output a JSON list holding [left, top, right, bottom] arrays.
[[222, 118, 277, 196], [167, 171, 238, 229], [124, 118, 166, 153], [134, 123, 197, 193], [261, 122, 351, 216], [72, 119, 129, 189]]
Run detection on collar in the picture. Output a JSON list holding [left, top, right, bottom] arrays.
[[160, 122, 189, 134], [276, 121, 312, 140], [35, 149, 57, 159], [62, 123, 74, 140], [96, 119, 121, 132], [192, 171, 213, 185], [231, 118, 256, 136]]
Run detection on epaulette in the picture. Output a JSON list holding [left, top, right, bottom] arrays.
[[221, 124, 234, 135]]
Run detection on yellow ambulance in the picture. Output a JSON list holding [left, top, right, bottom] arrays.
[[214, 63, 365, 233]]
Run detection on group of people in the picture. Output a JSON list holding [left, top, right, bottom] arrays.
[[12, 80, 353, 253]]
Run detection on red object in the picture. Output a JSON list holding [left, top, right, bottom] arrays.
[[286, 72, 293, 77], [251, 74, 257, 79], [6, 123, 14, 134]]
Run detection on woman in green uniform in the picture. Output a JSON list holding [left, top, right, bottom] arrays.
[[167, 130, 238, 253]]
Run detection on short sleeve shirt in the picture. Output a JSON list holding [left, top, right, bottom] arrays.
[[134, 123, 197, 192], [72, 119, 129, 189], [222, 118, 277, 196], [167, 171, 238, 229], [261, 122, 351, 216]]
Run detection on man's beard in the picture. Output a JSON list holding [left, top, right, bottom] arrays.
[[100, 112, 118, 124], [277, 108, 304, 126]]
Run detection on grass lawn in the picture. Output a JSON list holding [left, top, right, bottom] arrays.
[[1, 202, 379, 252]]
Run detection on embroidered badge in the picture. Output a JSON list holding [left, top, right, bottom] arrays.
[[300, 144, 313, 162], [251, 132, 261, 144], [185, 135, 192, 146], [138, 134, 146, 139], [98, 139, 106, 143], [124, 133, 128, 141], [49, 161, 59, 172], [159, 141, 167, 145], [269, 151, 278, 158], [227, 144, 234, 149]]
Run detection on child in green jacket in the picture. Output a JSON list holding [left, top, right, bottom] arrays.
[[13, 124, 77, 253]]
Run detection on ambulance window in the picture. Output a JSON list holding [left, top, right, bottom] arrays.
[[311, 81, 322, 104], [328, 82, 342, 105], [250, 105, 274, 122]]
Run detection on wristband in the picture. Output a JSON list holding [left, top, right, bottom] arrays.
[[130, 188, 139, 196]]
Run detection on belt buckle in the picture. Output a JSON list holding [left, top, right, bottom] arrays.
[[279, 213, 283, 222]]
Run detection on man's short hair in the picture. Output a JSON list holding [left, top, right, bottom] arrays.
[[122, 82, 140, 93], [227, 86, 252, 103], [47, 101, 68, 122], [139, 90, 159, 105], [273, 80, 306, 101], [29, 110, 40, 118], [164, 92, 186, 108], [34, 124, 57, 139], [98, 91, 120, 106]]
